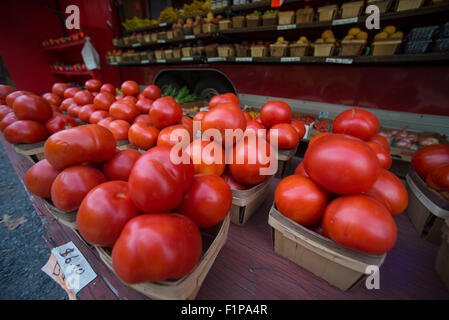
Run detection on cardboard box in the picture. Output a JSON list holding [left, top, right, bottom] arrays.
[[435, 219, 449, 291]]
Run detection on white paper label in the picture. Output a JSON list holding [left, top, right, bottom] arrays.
[[200, 107, 209, 111], [207, 57, 226, 62], [159, 22, 167, 27], [277, 24, 296, 30], [109, 62, 118, 66], [131, 43, 141, 47], [51, 241, 96, 294], [319, 111, 329, 119], [156, 59, 166, 63], [280, 57, 301, 62], [141, 60, 149, 64], [325, 58, 353, 64], [181, 57, 194, 61], [157, 40, 166, 43], [184, 35, 195, 39], [332, 17, 358, 26], [235, 57, 253, 62]]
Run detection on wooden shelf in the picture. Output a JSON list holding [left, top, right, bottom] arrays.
[[43, 39, 86, 51], [50, 70, 95, 77], [114, 33, 218, 50]]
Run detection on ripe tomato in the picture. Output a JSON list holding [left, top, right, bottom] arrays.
[[245, 120, 267, 141], [322, 195, 397, 254], [122, 96, 137, 104], [332, 108, 379, 141], [254, 116, 263, 125], [4, 120, 48, 144], [180, 116, 193, 135], [78, 104, 96, 123], [94, 92, 115, 111], [290, 119, 306, 140], [209, 93, 239, 109], [121, 80, 140, 96], [67, 104, 81, 118], [228, 136, 276, 186], [89, 110, 109, 124], [110, 100, 139, 122], [260, 100, 292, 128], [150, 96, 183, 129], [221, 169, 247, 190], [0, 85, 16, 102], [268, 123, 299, 150], [412, 144, 449, 179], [128, 123, 160, 150], [51, 165, 107, 212], [85, 79, 102, 92], [115, 94, 124, 101], [45, 114, 77, 135], [100, 83, 116, 95], [77, 181, 140, 247], [52, 83, 68, 97], [366, 141, 392, 169], [128, 146, 194, 212], [177, 174, 232, 228], [243, 111, 252, 122], [193, 111, 207, 122], [73, 90, 94, 105], [60, 98, 75, 111], [304, 134, 380, 194], [103, 149, 142, 181], [13, 94, 53, 123], [275, 175, 327, 226], [108, 120, 130, 141], [294, 161, 309, 177], [186, 139, 226, 175], [365, 169, 408, 216], [426, 165, 449, 193], [309, 132, 332, 146], [133, 114, 152, 125], [6, 90, 31, 107], [111, 213, 202, 283], [97, 116, 113, 128], [136, 98, 153, 114], [0, 105, 12, 121], [157, 124, 191, 147], [369, 134, 390, 152], [0, 113, 18, 132], [63, 87, 81, 99], [24, 159, 60, 198], [42, 93, 62, 107], [44, 124, 116, 170], [142, 85, 161, 100]]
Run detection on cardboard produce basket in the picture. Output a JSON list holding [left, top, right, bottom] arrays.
[[193, 24, 202, 35], [235, 45, 250, 57], [230, 177, 273, 226], [435, 219, 449, 291], [341, 39, 367, 56], [166, 30, 174, 40], [371, 40, 402, 56], [182, 47, 194, 57], [289, 43, 310, 56], [217, 45, 235, 57], [157, 31, 166, 40], [262, 14, 278, 27], [275, 144, 299, 178], [122, 36, 131, 46], [396, 0, 424, 11], [202, 23, 217, 33], [205, 45, 218, 57], [250, 45, 269, 57], [296, 7, 314, 24], [164, 49, 174, 59], [193, 46, 206, 57], [155, 50, 165, 60], [150, 33, 158, 42], [405, 167, 449, 244], [173, 48, 182, 59], [136, 34, 144, 43], [278, 11, 295, 25], [268, 203, 386, 291], [246, 15, 261, 28], [313, 42, 335, 56], [183, 25, 193, 35], [95, 215, 230, 300], [146, 51, 155, 60], [14, 141, 46, 163], [317, 5, 338, 22], [173, 28, 183, 39], [367, 0, 393, 13], [232, 16, 245, 28], [340, 1, 364, 19], [270, 43, 288, 57], [219, 19, 232, 31]]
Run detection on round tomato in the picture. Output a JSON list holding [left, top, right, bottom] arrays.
[[60, 97, 75, 111], [180, 116, 193, 135], [94, 92, 115, 111], [294, 161, 309, 177], [186, 139, 226, 175], [110, 100, 139, 122], [85, 79, 102, 92], [73, 90, 94, 105], [0, 85, 16, 101], [369, 134, 390, 152], [108, 120, 130, 141], [290, 119, 306, 140], [0, 105, 12, 121], [193, 111, 207, 122], [122, 96, 137, 104], [322, 195, 397, 254], [51, 165, 107, 212], [89, 110, 109, 124], [121, 80, 140, 96], [111, 213, 202, 283], [275, 175, 327, 226], [426, 165, 449, 193], [78, 104, 96, 123], [99, 83, 115, 95], [221, 169, 247, 190], [67, 105, 81, 118], [133, 114, 152, 125], [24, 159, 60, 198], [52, 83, 69, 97], [42, 93, 62, 107], [304, 134, 380, 194], [142, 85, 161, 100], [44, 124, 116, 170], [77, 181, 140, 247], [63, 87, 81, 99], [150, 96, 183, 129], [45, 114, 77, 135], [103, 149, 142, 181], [268, 123, 299, 150], [97, 116, 113, 128], [254, 116, 263, 125], [366, 141, 392, 170], [245, 120, 267, 141], [4, 120, 48, 144], [0, 112, 18, 132], [209, 93, 239, 109], [136, 98, 153, 114], [260, 100, 292, 128], [128, 123, 160, 150], [6, 90, 31, 107], [332, 108, 379, 141], [13, 94, 53, 123], [177, 174, 232, 228], [157, 124, 191, 148], [412, 144, 449, 179], [128, 146, 194, 212]]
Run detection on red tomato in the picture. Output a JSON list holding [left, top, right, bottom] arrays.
[[67, 105, 81, 118], [260, 100, 292, 128], [426, 172, 442, 191], [137, 93, 145, 100], [254, 116, 263, 125], [294, 161, 309, 177], [136, 98, 153, 114], [133, 114, 152, 125], [108, 120, 130, 141], [13, 94, 53, 123], [128, 123, 160, 150], [100, 83, 116, 95], [45, 114, 77, 135], [366, 141, 392, 169], [243, 111, 252, 122], [128, 146, 194, 212], [6, 90, 31, 107], [0, 85, 16, 101], [97, 117, 114, 128], [275, 175, 327, 226], [78, 104, 96, 123], [245, 120, 267, 141], [308, 132, 332, 146], [193, 111, 207, 122], [157, 124, 191, 147], [426, 165, 449, 193], [110, 100, 139, 122], [221, 169, 247, 190], [0, 112, 18, 132], [180, 116, 193, 135], [89, 110, 109, 124], [365, 169, 408, 216], [290, 119, 306, 140], [111, 213, 202, 283], [0, 105, 12, 121], [370, 134, 390, 152], [268, 123, 299, 150], [412, 144, 449, 179], [60, 98, 76, 111], [42, 93, 62, 107], [3, 120, 48, 144], [332, 108, 379, 140], [44, 124, 116, 170], [115, 94, 124, 101], [73, 90, 94, 105], [150, 96, 183, 129], [94, 92, 115, 111], [121, 80, 140, 96], [51, 165, 107, 212], [24, 159, 61, 198], [63, 87, 81, 99], [209, 93, 239, 109], [177, 174, 232, 228], [304, 134, 380, 194], [85, 79, 102, 92], [77, 181, 140, 247], [142, 85, 161, 100], [103, 149, 142, 181], [122, 96, 137, 104], [186, 139, 226, 175], [52, 83, 69, 97], [322, 195, 397, 254]]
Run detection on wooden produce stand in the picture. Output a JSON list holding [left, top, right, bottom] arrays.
[[1, 135, 448, 300]]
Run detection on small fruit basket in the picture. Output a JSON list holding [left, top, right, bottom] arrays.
[[395, 0, 424, 12], [340, 1, 365, 19], [217, 45, 236, 57], [278, 10, 295, 25], [367, 0, 393, 13], [289, 37, 311, 56], [164, 49, 174, 60], [202, 23, 218, 33], [246, 11, 261, 28], [182, 47, 194, 57], [270, 38, 289, 57], [250, 44, 269, 57], [296, 7, 314, 24], [219, 19, 232, 31], [232, 15, 245, 28], [235, 44, 250, 57], [341, 40, 367, 56], [312, 30, 337, 56], [317, 4, 338, 22], [173, 48, 182, 59], [262, 10, 279, 27], [155, 49, 165, 60], [371, 25, 404, 56]]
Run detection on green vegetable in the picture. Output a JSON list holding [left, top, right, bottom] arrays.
[[249, 10, 262, 16], [174, 86, 189, 102], [264, 10, 279, 15], [181, 93, 198, 103]]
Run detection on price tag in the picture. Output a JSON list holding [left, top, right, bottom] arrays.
[[207, 57, 226, 62], [156, 59, 166, 63], [184, 35, 195, 40], [131, 43, 142, 47], [109, 62, 118, 66], [200, 107, 209, 111], [140, 60, 149, 64], [319, 111, 329, 119], [280, 57, 301, 62], [157, 40, 166, 43], [325, 58, 353, 64], [235, 57, 253, 62], [277, 24, 296, 30], [332, 17, 358, 26], [159, 22, 167, 27], [181, 57, 194, 61], [50, 241, 96, 294]]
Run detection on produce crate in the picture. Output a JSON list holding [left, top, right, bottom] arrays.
[[95, 215, 230, 300], [341, 40, 367, 56], [13, 141, 45, 163], [173, 48, 182, 58], [193, 24, 202, 35], [230, 177, 272, 226], [173, 28, 184, 39], [296, 7, 314, 24], [166, 30, 174, 40], [146, 51, 155, 60], [250, 45, 269, 57], [150, 33, 158, 42], [407, 25, 439, 41], [313, 42, 335, 56], [155, 50, 165, 60], [270, 43, 288, 57], [164, 49, 174, 59], [193, 46, 206, 57], [43, 199, 77, 231], [182, 47, 194, 57], [367, 0, 393, 13], [202, 23, 218, 33], [268, 203, 386, 291], [183, 25, 193, 35], [405, 166, 449, 244], [235, 45, 250, 57], [340, 1, 364, 19], [157, 31, 166, 40], [289, 43, 310, 56], [432, 38, 449, 52], [317, 5, 338, 22], [371, 40, 402, 56], [246, 15, 261, 28], [395, 0, 424, 11], [403, 40, 431, 54], [262, 14, 278, 27], [435, 219, 449, 291], [278, 11, 295, 25], [276, 144, 299, 178], [232, 15, 246, 28], [142, 34, 150, 43], [219, 19, 232, 31], [205, 45, 218, 57], [217, 45, 235, 57]]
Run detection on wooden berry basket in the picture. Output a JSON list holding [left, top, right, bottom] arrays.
[[270, 43, 288, 57], [217, 45, 236, 57], [150, 33, 158, 42], [275, 143, 299, 178], [95, 214, 230, 300], [278, 11, 295, 25], [166, 30, 174, 40], [173, 48, 182, 59], [157, 31, 166, 40], [183, 25, 193, 35], [371, 40, 402, 56], [367, 0, 393, 13], [340, 1, 364, 19], [232, 16, 245, 28], [317, 5, 338, 22], [14, 141, 46, 163], [230, 176, 273, 226], [435, 219, 449, 291], [289, 43, 310, 57], [182, 47, 194, 57], [219, 19, 232, 31], [250, 45, 269, 57], [246, 15, 261, 28], [164, 49, 174, 59], [42, 198, 77, 231], [395, 0, 424, 11], [262, 14, 278, 27], [341, 40, 367, 56], [173, 28, 183, 39], [268, 202, 386, 291], [202, 23, 217, 33], [155, 50, 165, 60], [193, 24, 202, 35], [296, 8, 314, 24], [313, 42, 335, 56]]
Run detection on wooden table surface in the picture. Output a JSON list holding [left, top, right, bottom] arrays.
[[2, 135, 448, 300]]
